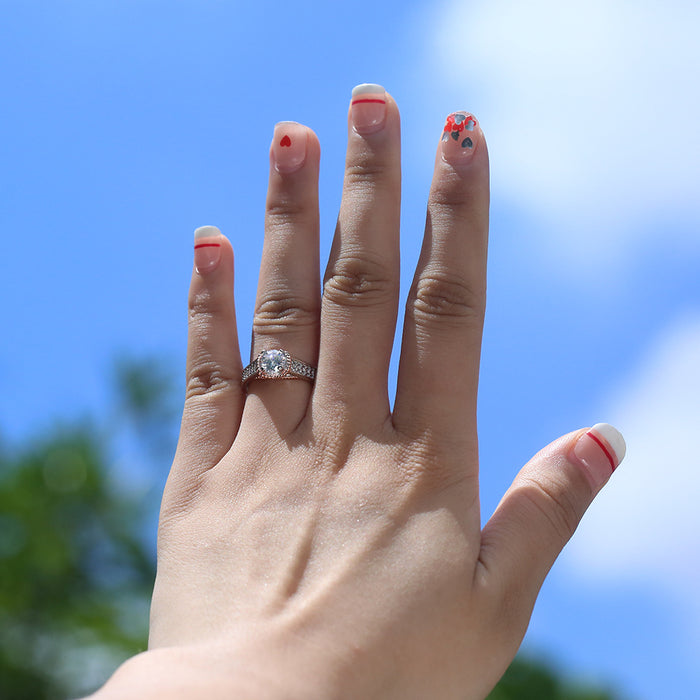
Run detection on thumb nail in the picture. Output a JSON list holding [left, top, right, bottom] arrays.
[[571, 423, 626, 492]]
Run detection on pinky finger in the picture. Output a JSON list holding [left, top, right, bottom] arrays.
[[176, 226, 244, 478]]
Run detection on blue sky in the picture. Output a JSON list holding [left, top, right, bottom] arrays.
[[2, 1, 699, 697]]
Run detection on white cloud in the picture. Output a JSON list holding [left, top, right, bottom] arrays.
[[563, 312, 700, 650], [414, 0, 700, 263]]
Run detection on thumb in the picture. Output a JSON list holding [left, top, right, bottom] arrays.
[[479, 424, 626, 609]]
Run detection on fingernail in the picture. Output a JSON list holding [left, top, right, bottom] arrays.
[[271, 122, 307, 174], [440, 111, 479, 166], [351, 83, 387, 135], [571, 423, 627, 491], [194, 225, 222, 274]]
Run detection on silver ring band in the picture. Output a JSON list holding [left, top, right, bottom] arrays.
[[242, 348, 317, 388]]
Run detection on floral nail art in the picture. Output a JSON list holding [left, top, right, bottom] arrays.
[[442, 112, 476, 149]]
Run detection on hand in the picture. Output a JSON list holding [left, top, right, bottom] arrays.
[[97, 85, 625, 700]]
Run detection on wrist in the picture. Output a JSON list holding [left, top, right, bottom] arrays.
[[86, 633, 342, 700], [85, 647, 278, 700]]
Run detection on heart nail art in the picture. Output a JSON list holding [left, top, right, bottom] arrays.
[[442, 113, 477, 147], [272, 122, 307, 173], [440, 111, 479, 166]]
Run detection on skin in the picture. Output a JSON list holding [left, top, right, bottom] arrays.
[[90, 94, 611, 699]]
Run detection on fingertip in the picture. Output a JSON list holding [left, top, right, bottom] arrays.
[[269, 122, 320, 179], [570, 423, 626, 493], [194, 224, 222, 239], [437, 111, 488, 174], [591, 422, 627, 464], [430, 113, 489, 214], [270, 122, 308, 174], [348, 83, 401, 139], [303, 125, 322, 161], [193, 225, 233, 276]]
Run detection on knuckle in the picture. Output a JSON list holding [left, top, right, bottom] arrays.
[[266, 196, 309, 227], [410, 271, 485, 328], [397, 436, 478, 496], [426, 201, 488, 245], [324, 253, 394, 308], [185, 360, 237, 400], [253, 291, 319, 335], [521, 477, 582, 544], [344, 157, 392, 191], [429, 187, 475, 212], [188, 287, 229, 323]]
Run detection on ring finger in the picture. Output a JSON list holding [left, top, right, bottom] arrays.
[[245, 122, 321, 433]]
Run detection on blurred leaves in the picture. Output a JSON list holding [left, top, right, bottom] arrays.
[[488, 656, 619, 699], [0, 356, 624, 699], [0, 357, 166, 699], [111, 353, 180, 461]]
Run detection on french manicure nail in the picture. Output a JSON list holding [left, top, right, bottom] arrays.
[[571, 423, 627, 492], [440, 111, 478, 166], [194, 225, 222, 274], [351, 83, 387, 135], [271, 121, 307, 174]]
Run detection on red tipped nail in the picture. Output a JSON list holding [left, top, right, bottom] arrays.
[[194, 225, 222, 274], [571, 423, 626, 492], [351, 83, 387, 135]]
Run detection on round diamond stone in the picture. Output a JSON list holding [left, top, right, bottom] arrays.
[[259, 349, 288, 377]]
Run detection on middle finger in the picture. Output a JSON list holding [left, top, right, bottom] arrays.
[[316, 84, 401, 425]]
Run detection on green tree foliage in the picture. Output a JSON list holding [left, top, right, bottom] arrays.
[[0, 424, 156, 699], [488, 656, 619, 700], [0, 358, 623, 699]]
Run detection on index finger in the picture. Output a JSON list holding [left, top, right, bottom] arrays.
[[393, 112, 490, 468]]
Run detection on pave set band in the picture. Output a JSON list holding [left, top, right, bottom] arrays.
[[242, 348, 317, 389]]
